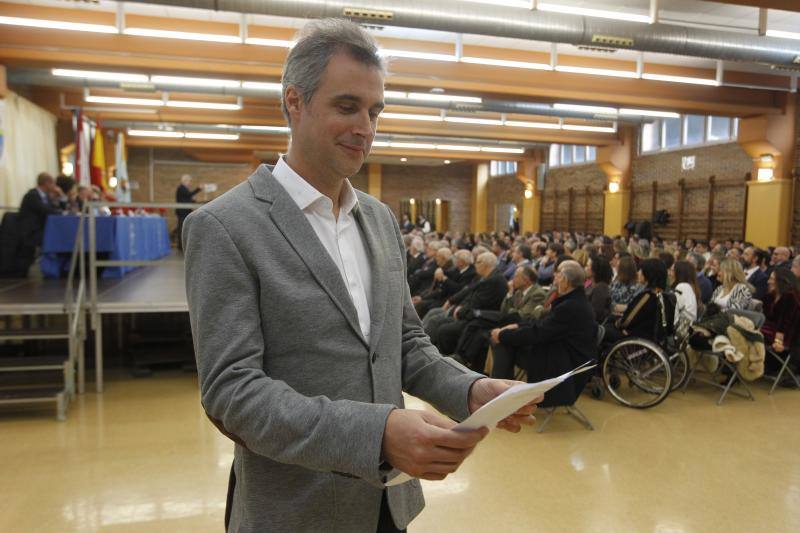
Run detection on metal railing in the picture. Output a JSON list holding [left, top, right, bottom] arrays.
[[85, 201, 201, 393], [63, 204, 88, 395]]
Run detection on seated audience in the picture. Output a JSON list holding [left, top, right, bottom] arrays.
[[537, 242, 563, 286], [769, 246, 792, 272], [413, 249, 475, 318], [793, 256, 800, 279], [502, 244, 532, 280], [710, 258, 752, 311], [499, 266, 547, 321], [408, 240, 444, 296], [741, 246, 769, 301], [493, 239, 512, 274], [585, 255, 613, 323], [604, 258, 676, 344], [762, 269, 800, 372], [611, 255, 641, 314], [671, 260, 700, 328], [687, 252, 714, 304], [405, 235, 426, 283], [424, 252, 507, 355], [488, 261, 596, 405]]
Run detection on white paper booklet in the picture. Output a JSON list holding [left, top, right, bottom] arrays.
[[385, 361, 596, 487]]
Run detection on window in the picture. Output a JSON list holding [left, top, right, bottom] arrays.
[[549, 144, 596, 168], [708, 116, 732, 141], [663, 118, 681, 149], [489, 160, 517, 177], [685, 115, 705, 145], [640, 114, 738, 154]]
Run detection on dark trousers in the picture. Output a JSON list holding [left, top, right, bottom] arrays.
[[436, 320, 468, 355], [377, 491, 405, 533], [490, 342, 518, 379]]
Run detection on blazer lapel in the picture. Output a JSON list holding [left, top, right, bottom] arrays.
[[249, 166, 368, 348], [353, 201, 388, 356]]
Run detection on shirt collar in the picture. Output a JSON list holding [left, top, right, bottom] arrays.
[[272, 156, 358, 215]]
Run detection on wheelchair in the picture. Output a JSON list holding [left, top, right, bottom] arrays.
[[589, 324, 691, 409]]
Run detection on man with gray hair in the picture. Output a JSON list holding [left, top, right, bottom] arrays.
[[184, 18, 537, 533], [770, 246, 792, 272], [489, 260, 596, 405], [405, 235, 425, 280], [175, 173, 201, 251]]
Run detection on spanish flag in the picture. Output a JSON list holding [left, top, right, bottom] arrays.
[[90, 122, 108, 191]]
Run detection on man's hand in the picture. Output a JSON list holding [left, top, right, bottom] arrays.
[[468, 378, 541, 433], [453, 305, 463, 319], [490, 323, 519, 344], [382, 409, 488, 481], [442, 301, 451, 311]]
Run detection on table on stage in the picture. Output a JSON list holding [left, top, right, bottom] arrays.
[[41, 215, 171, 279]]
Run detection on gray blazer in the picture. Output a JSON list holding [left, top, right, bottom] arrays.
[[184, 165, 482, 532]]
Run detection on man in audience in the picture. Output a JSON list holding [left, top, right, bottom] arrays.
[[492, 239, 512, 274], [770, 246, 792, 272], [412, 247, 456, 318], [537, 242, 563, 286], [488, 261, 596, 404], [17, 172, 64, 277], [687, 252, 714, 304], [405, 236, 425, 281], [425, 252, 507, 353], [742, 246, 769, 300], [793, 256, 800, 279], [408, 240, 444, 295], [502, 244, 532, 280]]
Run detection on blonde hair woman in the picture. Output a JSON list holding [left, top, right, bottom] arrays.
[[710, 258, 752, 311], [572, 249, 588, 268]]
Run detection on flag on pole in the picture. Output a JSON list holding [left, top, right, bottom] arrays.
[[74, 109, 91, 187], [90, 121, 107, 191], [115, 131, 131, 203]]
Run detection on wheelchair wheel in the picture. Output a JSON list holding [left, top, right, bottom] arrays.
[[602, 338, 672, 409], [668, 349, 690, 392]]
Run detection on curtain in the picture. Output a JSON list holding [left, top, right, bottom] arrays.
[[0, 92, 59, 209]]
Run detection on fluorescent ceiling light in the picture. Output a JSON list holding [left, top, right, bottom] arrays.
[[240, 125, 290, 133], [371, 141, 391, 147], [555, 65, 638, 79], [619, 108, 680, 118], [379, 49, 458, 62], [562, 124, 616, 133], [128, 130, 184, 138], [406, 93, 482, 104], [642, 73, 719, 86], [151, 75, 240, 88], [765, 29, 800, 41], [436, 145, 482, 152], [480, 147, 525, 154], [460, 0, 530, 7], [384, 91, 408, 99], [504, 120, 561, 129], [184, 132, 239, 140], [166, 101, 242, 110], [537, 2, 652, 24], [85, 95, 164, 106], [554, 103, 618, 115], [53, 69, 149, 83], [244, 37, 294, 48], [444, 117, 504, 126], [461, 56, 552, 71], [380, 112, 444, 122], [241, 81, 283, 91], [387, 142, 438, 150], [123, 27, 241, 43], [0, 16, 117, 33]]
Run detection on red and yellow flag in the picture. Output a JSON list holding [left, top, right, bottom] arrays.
[[90, 123, 108, 191]]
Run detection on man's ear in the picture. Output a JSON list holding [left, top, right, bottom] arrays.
[[284, 85, 303, 123]]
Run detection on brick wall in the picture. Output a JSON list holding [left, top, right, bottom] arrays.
[[486, 173, 524, 232], [380, 162, 474, 233], [128, 148, 255, 233], [631, 142, 751, 241], [542, 163, 606, 234]]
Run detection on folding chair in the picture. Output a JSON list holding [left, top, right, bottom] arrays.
[[536, 326, 602, 433], [682, 309, 763, 405], [763, 343, 800, 395]]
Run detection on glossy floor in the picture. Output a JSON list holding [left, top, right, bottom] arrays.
[[1, 372, 799, 532]]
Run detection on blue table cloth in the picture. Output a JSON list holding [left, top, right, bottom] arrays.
[[41, 215, 171, 279]]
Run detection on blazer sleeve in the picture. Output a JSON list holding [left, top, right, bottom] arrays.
[[386, 206, 483, 421], [184, 209, 396, 487]]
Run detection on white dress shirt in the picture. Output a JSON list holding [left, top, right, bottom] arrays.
[[272, 157, 373, 342]]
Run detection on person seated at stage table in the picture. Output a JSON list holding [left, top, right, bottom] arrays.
[[17, 172, 65, 276], [488, 261, 596, 397]]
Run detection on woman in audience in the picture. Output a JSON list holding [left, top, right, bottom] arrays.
[[585, 255, 613, 323], [710, 258, 752, 311], [761, 269, 800, 364], [704, 254, 724, 293], [610, 255, 641, 315], [671, 260, 701, 327], [603, 258, 675, 344]]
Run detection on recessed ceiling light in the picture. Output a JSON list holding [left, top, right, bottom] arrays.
[[400, 157, 408, 162], [443, 160, 451, 164]]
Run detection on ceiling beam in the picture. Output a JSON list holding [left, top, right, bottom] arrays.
[[713, 0, 800, 13]]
